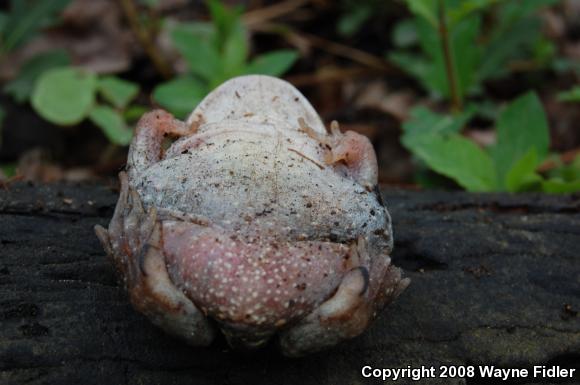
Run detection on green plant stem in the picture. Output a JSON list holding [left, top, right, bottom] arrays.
[[437, 0, 462, 113], [119, 0, 173, 80]]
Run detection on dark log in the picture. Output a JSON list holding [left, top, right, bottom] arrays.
[[1, 183, 579, 385]]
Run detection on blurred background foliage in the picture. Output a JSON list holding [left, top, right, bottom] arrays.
[[0, 0, 578, 193]]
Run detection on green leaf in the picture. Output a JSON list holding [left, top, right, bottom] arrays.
[[221, 21, 248, 79], [447, 0, 500, 25], [552, 58, 580, 76], [170, 24, 221, 82], [541, 178, 580, 194], [492, 92, 550, 185], [505, 148, 542, 192], [138, 0, 160, 7], [1, 0, 71, 53], [31, 67, 97, 125], [389, 51, 431, 84], [0, 12, 8, 35], [337, 5, 372, 37], [478, 17, 542, 81], [403, 0, 437, 27], [123, 105, 149, 122], [245, 50, 298, 77], [548, 154, 580, 182], [413, 14, 481, 98], [0, 163, 17, 178], [206, 0, 243, 51], [4, 49, 70, 103], [88, 105, 133, 146], [466, 99, 500, 121], [97, 76, 139, 109], [404, 133, 497, 192], [392, 19, 418, 48], [497, 0, 559, 28], [533, 36, 556, 65], [557, 86, 580, 103], [153, 77, 208, 119], [402, 106, 473, 140]]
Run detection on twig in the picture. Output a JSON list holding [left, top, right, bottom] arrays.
[[438, 0, 462, 113], [253, 23, 399, 73], [243, 0, 311, 27], [119, 0, 173, 79], [285, 66, 384, 87]]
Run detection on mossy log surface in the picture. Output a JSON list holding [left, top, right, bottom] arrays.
[[1, 183, 579, 385]]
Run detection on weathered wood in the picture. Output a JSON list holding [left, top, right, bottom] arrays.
[[1, 183, 579, 385]]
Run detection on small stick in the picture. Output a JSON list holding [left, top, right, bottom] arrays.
[[438, 0, 462, 113], [119, 0, 173, 80]]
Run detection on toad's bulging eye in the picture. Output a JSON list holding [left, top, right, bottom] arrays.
[[95, 75, 409, 357]]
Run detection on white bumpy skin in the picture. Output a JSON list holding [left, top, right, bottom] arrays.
[[95, 75, 409, 356]]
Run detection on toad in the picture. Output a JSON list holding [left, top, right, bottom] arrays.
[[95, 75, 409, 356]]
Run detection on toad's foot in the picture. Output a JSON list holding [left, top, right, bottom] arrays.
[[95, 171, 215, 346], [278, 237, 409, 357]]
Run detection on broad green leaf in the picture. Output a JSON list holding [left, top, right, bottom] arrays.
[[170, 24, 221, 82], [402, 106, 473, 140], [245, 50, 298, 77], [557, 86, 580, 103], [492, 92, 549, 185], [541, 178, 580, 194], [97, 76, 139, 109], [1, 0, 71, 53], [4, 49, 70, 103], [403, 0, 437, 27], [31, 67, 97, 125], [153, 77, 207, 119], [404, 133, 497, 191], [89, 105, 132, 145], [505, 148, 542, 192]]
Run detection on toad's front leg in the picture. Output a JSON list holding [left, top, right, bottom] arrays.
[[300, 119, 378, 190], [127, 110, 196, 180], [95, 172, 215, 345]]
